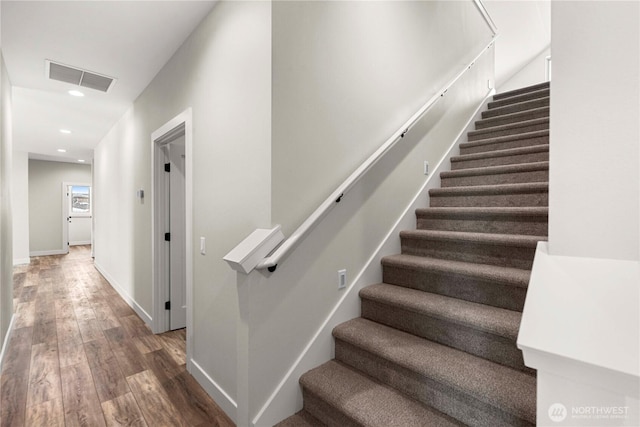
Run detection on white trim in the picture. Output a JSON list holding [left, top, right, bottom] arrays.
[[0, 314, 16, 372], [190, 358, 238, 424], [13, 258, 31, 266], [69, 240, 91, 246], [253, 90, 495, 426], [94, 261, 152, 325], [150, 108, 193, 362], [29, 249, 67, 257]]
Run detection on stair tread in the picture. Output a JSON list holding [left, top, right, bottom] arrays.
[[381, 254, 531, 287], [400, 229, 546, 248], [493, 81, 550, 100], [334, 318, 536, 423], [467, 117, 549, 138], [441, 161, 548, 178], [301, 360, 464, 427], [430, 182, 548, 196], [464, 129, 548, 147], [483, 97, 549, 118], [275, 411, 324, 427], [416, 206, 548, 218], [475, 106, 549, 128], [452, 144, 549, 163], [488, 88, 550, 109], [360, 283, 522, 340]]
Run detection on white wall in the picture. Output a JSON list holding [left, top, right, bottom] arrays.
[[484, 0, 550, 92], [549, 1, 639, 261], [519, 2, 640, 425], [93, 1, 271, 419], [272, 0, 492, 235], [0, 51, 14, 356], [28, 160, 91, 255], [12, 151, 29, 264], [236, 2, 495, 424]]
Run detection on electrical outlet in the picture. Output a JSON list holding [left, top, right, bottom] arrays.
[[424, 161, 429, 175], [338, 269, 347, 289]]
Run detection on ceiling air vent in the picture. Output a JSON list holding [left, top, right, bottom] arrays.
[[46, 60, 116, 93]]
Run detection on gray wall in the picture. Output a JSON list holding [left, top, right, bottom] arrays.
[[93, 1, 271, 417], [0, 52, 14, 355], [28, 159, 91, 255]]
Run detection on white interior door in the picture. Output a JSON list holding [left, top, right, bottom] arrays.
[[168, 139, 187, 330]]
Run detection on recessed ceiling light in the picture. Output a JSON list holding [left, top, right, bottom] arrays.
[[68, 90, 85, 97], [78, 159, 86, 163], [57, 148, 67, 153], [60, 129, 71, 134]]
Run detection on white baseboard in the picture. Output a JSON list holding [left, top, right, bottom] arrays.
[[0, 314, 16, 372], [13, 258, 30, 266], [189, 358, 238, 424], [70, 240, 91, 246], [252, 90, 495, 426], [93, 261, 152, 326], [29, 249, 66, 257]]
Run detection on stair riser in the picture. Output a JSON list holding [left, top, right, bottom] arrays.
[[400, 237, 537, 269], [429, 192, 548, 208], [416, 216, 548, 236], [360, 299, 527, 372], [461, 136, 549, 155], [493, 82, 550, 100], [468, 122, 548, 142], [382, 265, 527, 311], [441, 170, 548, 188], [482, 98, 549, 119], [452, 151, 548, 170], [301, 389, 360, 427], [488, 90, 550, 109], [335, 340, 534, 427], [476, 108, 549, 130]]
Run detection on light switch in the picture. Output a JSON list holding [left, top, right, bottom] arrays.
[[200, 237, 206, 255]]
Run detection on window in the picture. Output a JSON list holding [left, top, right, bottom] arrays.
[[70, 185, 91, 216]]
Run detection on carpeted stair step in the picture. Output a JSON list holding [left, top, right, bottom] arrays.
[[359, 284, 528, 371], [475, 107, 549, 130], [482, 97, 549, 119], [429, 182, 548, 208], [381, 254, 530, 311], [440, 161, 549, 188], [488, 88, 550, 109], [416, 207, 548, 236], [492, 81, 550, 101], [461, 130, 549, 155], [275, 410, 325, 426], [467, 118, 549, 142], [299, 360, 464, 427], [451, 145, 549, 170], [399, 230, 544, 269], [333, 318, 536, 427]]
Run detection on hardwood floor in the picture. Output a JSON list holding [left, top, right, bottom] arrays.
[[1, 246, 235, 427]]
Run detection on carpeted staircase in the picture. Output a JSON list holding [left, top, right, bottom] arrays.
[[276, 81, 550, 427]]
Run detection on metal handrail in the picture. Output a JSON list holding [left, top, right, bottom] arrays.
[[252, 1, 498, 272]]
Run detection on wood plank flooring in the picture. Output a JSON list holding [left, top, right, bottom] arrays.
[[1, 246, 235, 427]]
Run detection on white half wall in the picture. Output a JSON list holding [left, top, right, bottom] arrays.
[[11, 151, 28, 264]]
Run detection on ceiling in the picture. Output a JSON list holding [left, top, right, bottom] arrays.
[[1, 1, 217, 164]]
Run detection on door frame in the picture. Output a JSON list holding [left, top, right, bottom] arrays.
[[62, 181, 92, 254], [151, 108, 193, 362]]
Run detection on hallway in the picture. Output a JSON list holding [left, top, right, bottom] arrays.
[[0, 246, 234, 427]]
